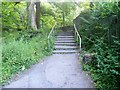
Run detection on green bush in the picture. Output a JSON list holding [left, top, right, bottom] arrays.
[[74, 2, 120, 89], [81, 37, 120, 89], [90, 38, 120, 89], [1, 28, 56, 85]]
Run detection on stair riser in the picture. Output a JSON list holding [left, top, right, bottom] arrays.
[[57, 36, 74, 38], [54, 32, 79, 54], [53, 52, 78, 54], [53, 50, 78, 53], [55, 41, 76, 43], [55, 44, 77, 46], [55, 46, 77, 48], [56, 40, 74, 42], [57, 38, 74, 41], [56, 41, 75, 43], [54, 48, 77, 50], [56, 37, 74, 39]]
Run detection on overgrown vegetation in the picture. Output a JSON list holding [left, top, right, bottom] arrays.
[[1, 1, 76, 85], [74, 2, 120, 89], [1, 1, 62, 85], [1, 27, 56, 85], [1, 1, 120, 89]]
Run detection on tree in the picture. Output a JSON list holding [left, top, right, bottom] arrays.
[[36, 2, 40, 29], [27, 2, 31, 30], [52, 2, 76, 27], [29, 1, 37, 30], [27, 0, 41, 31]]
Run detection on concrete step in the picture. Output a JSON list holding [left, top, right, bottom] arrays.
[[56, 38, 74, 41], [55, 41, 75, 43], [54, 46, 77, 50], [57, 36, 74, 38], [53, 50, 78, 54], [57, 32, 73, 36], [56, 40, 75, 42], [55, 42, 77, 46]]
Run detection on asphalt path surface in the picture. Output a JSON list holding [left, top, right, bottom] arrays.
[[4, 54, 94, 88]]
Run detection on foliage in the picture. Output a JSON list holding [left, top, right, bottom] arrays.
[[52, 2, 76, 26], [1, 27, 55, 85], [90, 37, 120, 89], [2, 1, 120, 89], [1, 1, 76, 85], [2, 2, 26, 31], [74, 2, 120, 89]]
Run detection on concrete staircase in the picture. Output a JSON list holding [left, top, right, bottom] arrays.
[[53, 30, 79, 54]]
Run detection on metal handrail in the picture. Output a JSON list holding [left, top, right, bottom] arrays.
[[74, 24, 81, 51], [48, 22, 57, 50]]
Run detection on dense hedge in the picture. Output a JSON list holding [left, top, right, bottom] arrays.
[[74, 2, 120, 89]]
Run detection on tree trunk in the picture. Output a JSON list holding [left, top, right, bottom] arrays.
[[36, 2, 40, 29], [27, 2, 31, 30], [29, 1, 37, 30]]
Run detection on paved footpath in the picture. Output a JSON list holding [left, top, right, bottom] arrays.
[[4, 54, 94, 88]]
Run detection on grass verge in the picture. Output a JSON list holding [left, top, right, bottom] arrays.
[[1, 28, 56, 85]]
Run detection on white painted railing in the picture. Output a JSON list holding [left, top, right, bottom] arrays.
[[74, 24, 81, 51], [48, 22, 57, 50]]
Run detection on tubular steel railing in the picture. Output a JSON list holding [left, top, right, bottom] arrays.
[[74, 24, 81, 52], [48, 22, 57, 50]]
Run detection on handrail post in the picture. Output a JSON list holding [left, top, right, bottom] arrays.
[[77, 36, 78, 42], [80, 37, 81, 51]]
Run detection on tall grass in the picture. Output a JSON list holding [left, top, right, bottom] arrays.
[[1, 28, 56, 85]]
